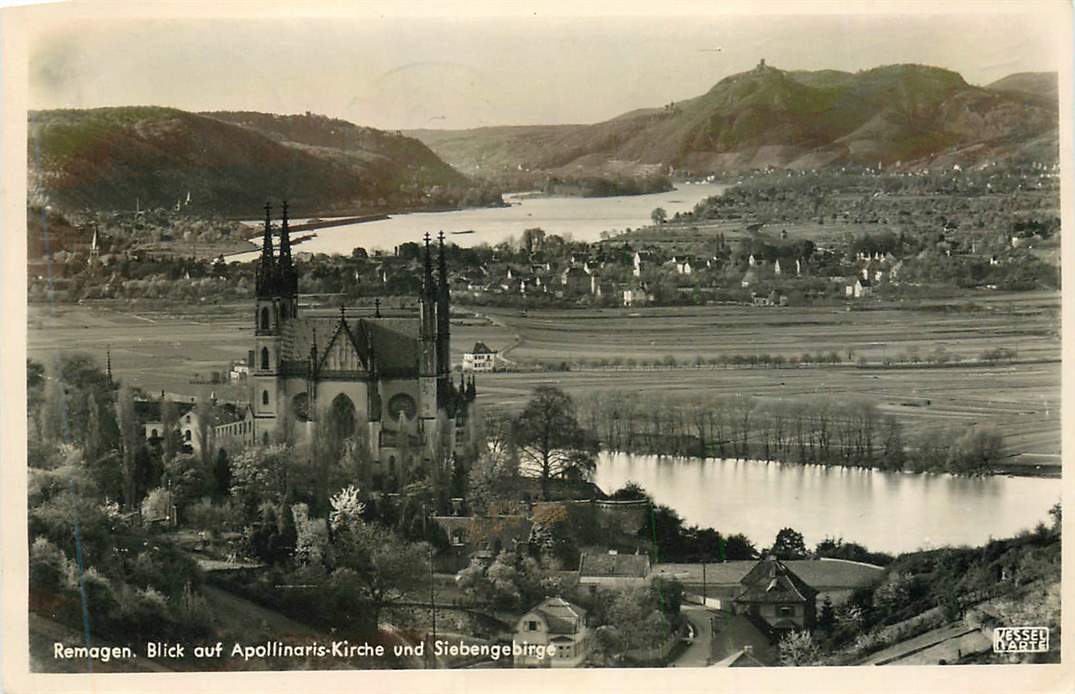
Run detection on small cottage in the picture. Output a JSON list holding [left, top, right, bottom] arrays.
[[515, 597, 591, 668]]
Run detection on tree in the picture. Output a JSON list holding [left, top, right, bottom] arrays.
[[948, 427, 1004, 474], [195, 397, 215, 469], [609, 481, 650, 501], [84, 393, 104, 463], [212, 448, 231, 498], [818, 595, 836, 632], [603, 585, 672, 653], [1048, 502, 1061, 535], [651, 207, 668, 225], [456, 558, 495, 606], [486, 550, 522, 609], [779, 629, 821, 666], [521, 227, 546, 255], [40, 366, 67, 444], [116, 385, 142, 508], [513, 386, 599, 499], [331, 521, 430, 627], [723, 533, 760, 560], [639, 504, 687, 561], [229, 444, 303, 522], [329, 484, 366, 530], [770, 527, 808, 560]]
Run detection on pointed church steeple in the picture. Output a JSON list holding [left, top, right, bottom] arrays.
[[277, 200, 298, 296], [279, 200, 292, 264], [437, 230, 449, 289], [435, 231, 451, 397], [256, 202, 276, 297], [422, 232, 436, 300]]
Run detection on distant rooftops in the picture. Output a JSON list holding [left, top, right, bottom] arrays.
[[578, 551, 651, 579]]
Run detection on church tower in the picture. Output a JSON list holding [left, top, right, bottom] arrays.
[[418, 233, 438, 430], [276, 200, 299, 320], [435, 231, 452, 405], [252, 202, 293, 443]]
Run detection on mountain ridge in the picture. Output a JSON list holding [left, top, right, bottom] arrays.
[[408, 64, 1059, 176], [28, 107, 470, 216]]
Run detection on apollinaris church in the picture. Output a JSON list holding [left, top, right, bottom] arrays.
[[249, 202, 476, 491]]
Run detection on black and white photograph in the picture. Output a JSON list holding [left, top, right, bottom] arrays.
[[2, 1, 1072, 692]]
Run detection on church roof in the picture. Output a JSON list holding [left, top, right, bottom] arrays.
[[280, 315, 421, 377]]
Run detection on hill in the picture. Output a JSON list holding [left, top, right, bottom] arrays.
[[986, 72, 1058, 102], [411, 64, 1059, 176], [28, 107, 469, 216]]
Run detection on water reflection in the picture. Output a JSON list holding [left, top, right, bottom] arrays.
[[593, 452, 1060, 554]]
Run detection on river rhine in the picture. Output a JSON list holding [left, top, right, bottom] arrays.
[[230, 182, 730, 260], [593, 453, 1061, 555]]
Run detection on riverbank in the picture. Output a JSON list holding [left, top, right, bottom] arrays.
[[593, 453, 1061, 554], [597, 447, 1060, 479]]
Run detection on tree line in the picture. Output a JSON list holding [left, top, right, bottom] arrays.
[[576, 390, 1008, 474]]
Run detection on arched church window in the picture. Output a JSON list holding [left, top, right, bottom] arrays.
[[261, 347, 270, 370], [151, 428, 158, 438], [185, 430, 192, 441], [328, 393, 356, 439], [260, 307, 270, 331], [262, 390, 269, 406]]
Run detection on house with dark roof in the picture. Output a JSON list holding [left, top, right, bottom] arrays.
[[432, 514, 532, 565], [514, 597, 591, 668], [578, 550, 651, 588], [560, 267, 590, 296], [731, 557, 819, 635]]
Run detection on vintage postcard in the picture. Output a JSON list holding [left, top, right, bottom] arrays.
[[2, 1, 1072, 692]]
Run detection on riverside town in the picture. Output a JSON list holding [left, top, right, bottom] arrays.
[[18, 5, 1064, 680]]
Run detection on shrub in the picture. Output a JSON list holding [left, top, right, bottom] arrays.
[[118, 586, 171, 640], [30, 537, 71, 593], [186, 497, 240, 534], [77, 568, 119, 626]]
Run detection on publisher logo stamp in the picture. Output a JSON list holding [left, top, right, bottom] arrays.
[[993, 627, 1049, 653]]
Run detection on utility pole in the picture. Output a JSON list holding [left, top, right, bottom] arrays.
[[429, 543, 437, 668], [702, 558, 707, 605]]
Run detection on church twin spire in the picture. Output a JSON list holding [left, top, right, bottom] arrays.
[[256, 200, 298, 298]]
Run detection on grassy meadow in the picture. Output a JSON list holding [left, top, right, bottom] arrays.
[[27, 290, 1060, 473]]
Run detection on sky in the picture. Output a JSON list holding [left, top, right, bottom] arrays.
[[26, 6, 1069, 131]]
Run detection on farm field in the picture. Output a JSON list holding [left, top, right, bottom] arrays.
[[472, 363, 1060, 471], [484, 291, 1060, 365], [27, 290, 1060, 472]]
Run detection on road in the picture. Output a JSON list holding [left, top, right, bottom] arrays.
[[672, 604, 716, 667]]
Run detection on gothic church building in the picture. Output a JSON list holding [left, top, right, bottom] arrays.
[[250, 202, 475, 491]]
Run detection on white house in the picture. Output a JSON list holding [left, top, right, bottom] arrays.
[[462, 342, 497, 372], [623, 286, 651, 308], [136, 397, 202, 454], [229, 360, 250, 383], [514, 597, 591, 668]]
